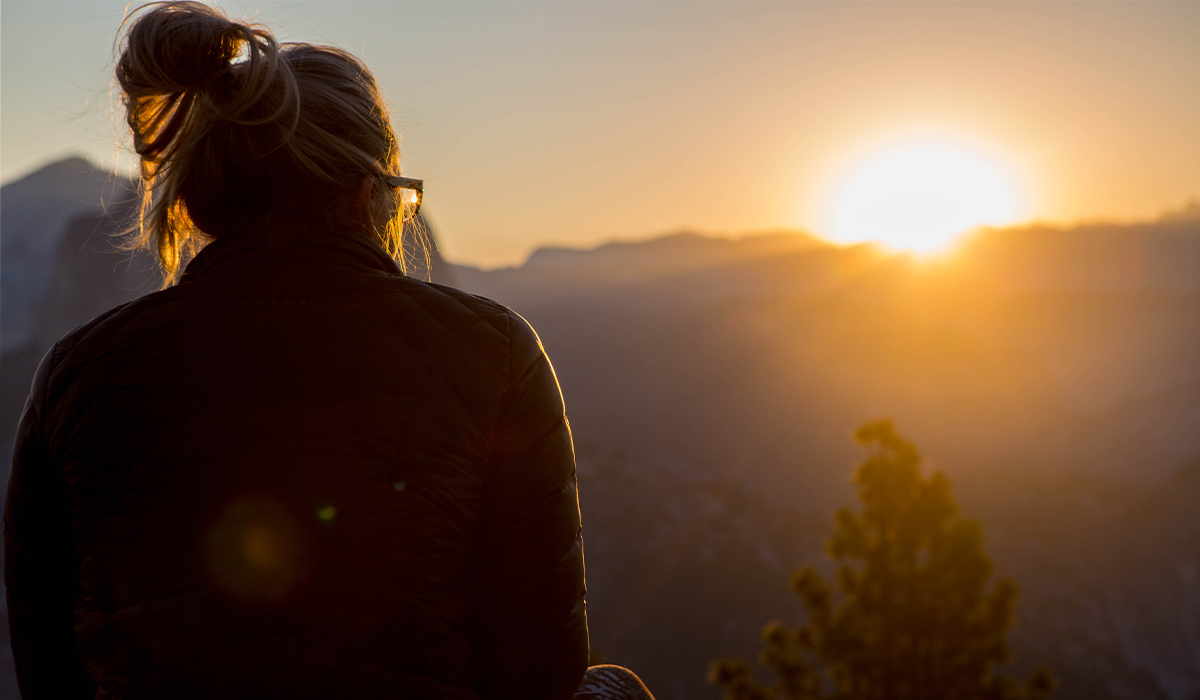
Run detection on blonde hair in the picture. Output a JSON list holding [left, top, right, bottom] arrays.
[[116, 1, 412, 283]]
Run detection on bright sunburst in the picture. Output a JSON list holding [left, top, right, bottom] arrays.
[[823, 140, 1026, 253]]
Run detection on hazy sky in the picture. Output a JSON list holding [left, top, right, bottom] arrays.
[[3, 1, 1199, 266]]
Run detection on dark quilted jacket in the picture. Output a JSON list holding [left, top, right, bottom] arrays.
[[4, 230, 588, 699]]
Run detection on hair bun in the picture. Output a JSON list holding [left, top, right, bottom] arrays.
[[117, 1, 402, 284], [117, 2, 257, 95]]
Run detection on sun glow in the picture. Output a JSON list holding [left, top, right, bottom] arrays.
[[822, 139, 1026, 253]]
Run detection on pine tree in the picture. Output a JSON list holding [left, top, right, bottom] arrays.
[[709, 420, 1054, 700]]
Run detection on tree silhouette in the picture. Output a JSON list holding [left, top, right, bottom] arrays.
[[709, 420, 1054, 700]]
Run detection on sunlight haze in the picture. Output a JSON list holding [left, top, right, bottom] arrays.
[[2, 1, 1198, 266]]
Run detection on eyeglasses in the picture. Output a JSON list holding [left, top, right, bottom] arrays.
[[382, 176, 423, 224]]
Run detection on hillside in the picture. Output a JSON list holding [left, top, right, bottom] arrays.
[[450, 218, 1200, 699]]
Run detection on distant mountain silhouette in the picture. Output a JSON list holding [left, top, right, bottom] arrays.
[[2, 157, 1198, 700], [1, 157, 136, 353], [522, 230, 830, 276], [452, 217, 1200, 485], [1159, 199, 1200, 223]]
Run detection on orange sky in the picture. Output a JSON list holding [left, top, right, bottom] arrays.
[[3, 2, 1198, 266]]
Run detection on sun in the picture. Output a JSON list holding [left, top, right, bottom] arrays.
[[822, 139, 1026, 253]]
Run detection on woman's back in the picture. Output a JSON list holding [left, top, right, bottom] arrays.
[[6, 230, 587, 698]]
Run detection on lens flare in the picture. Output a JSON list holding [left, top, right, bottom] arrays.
[[206, 498, 302, 603]]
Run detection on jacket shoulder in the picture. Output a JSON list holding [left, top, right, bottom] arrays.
[[34, 284, 203, 416], [425, 282, 552, 387], [423, 280, 510, 319], [400, 279, 513, 331], [384, 278, 543, 385], [48, 286, 183, 365]]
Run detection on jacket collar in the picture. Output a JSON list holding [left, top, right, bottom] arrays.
[[180, 229, 402, 283]]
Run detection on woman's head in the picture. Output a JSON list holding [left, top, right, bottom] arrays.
[[116, 1, 410, 281]]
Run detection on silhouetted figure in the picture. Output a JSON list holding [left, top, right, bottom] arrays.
[[4, 3, 651, 698]]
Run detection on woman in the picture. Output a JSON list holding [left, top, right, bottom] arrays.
[[4, 3, 652, 698]]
